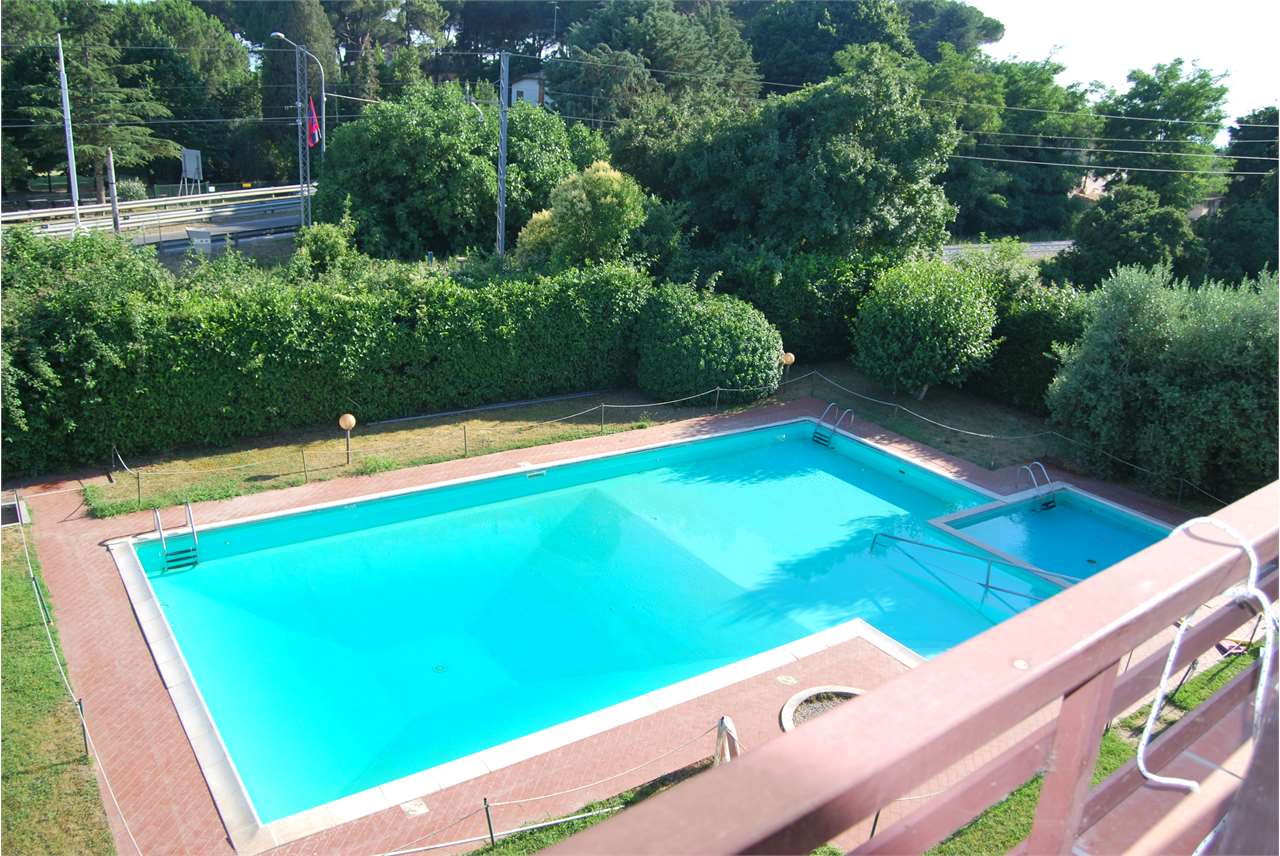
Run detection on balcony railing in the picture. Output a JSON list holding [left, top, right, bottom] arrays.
[[552, 483, 1278, 855]]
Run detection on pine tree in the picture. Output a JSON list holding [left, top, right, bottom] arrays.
[[17, 36, 180, 203]]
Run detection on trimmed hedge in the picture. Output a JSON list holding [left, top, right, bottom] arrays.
[[1047, 266, 1278, 500], [636, 284, 783, 405], [1, 230, 652, 475]]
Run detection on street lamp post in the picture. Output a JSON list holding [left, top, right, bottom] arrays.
[[271, 31, 326, 154]]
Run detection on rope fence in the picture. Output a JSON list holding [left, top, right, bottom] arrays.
[[374, 722, 721, 856], [10, 491, 145, 855], [85, 366, 1227, 516]]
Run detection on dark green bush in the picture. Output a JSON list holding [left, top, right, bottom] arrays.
[[718, 248, 887, 361], [1047, 265, 1278, 500], [636, 284, 782, 405], [851, 260, 999, 399], [1041, 186, 1198, 288], [970, 285, 1093, 414], [1, 229, 652, 475]]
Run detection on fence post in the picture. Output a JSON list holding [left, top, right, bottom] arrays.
[[484, 797, 496, 846], [464, 424, 469, 457], [135, 472, 142, 506], [301, 450, 309, 483], [599, 405, 605, 433], [869, 808, 882, 840], [107, 446, 116, 484], [77, 698, 88, 757], [714, 387, 720, 411]]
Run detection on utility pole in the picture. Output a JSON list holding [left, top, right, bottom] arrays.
[[293, 45, 312, 227], [105, 148, 120, 234], [496, 51, 510, 256], [55, 33, 81, 231]]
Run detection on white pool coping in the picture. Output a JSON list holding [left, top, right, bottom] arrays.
[[103, 414, 1160, 852]]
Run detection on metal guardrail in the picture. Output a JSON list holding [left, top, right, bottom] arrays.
[[1, 185, 305, 238]]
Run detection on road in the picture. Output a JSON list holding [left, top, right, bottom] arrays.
[[943, 240, 1073, 261], [137, 210, 303, 251]]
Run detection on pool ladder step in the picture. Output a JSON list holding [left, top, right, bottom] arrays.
[[155, 503, 201, 572], [812, 402, 853, 447]]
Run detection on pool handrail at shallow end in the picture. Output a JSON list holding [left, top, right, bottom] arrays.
[[549, 482, 1280, 855]]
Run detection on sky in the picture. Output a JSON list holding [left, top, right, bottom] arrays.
[[973, 0, 1279, 134]]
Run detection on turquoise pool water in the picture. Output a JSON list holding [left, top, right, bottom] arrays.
[[949, 489, 1169, 582], [133, 423, 1145, 823]]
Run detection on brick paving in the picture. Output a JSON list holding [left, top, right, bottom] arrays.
[[17, 399, 1196, 855]]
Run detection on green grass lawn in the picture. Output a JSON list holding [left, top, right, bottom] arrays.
[[1, 526, 114, 855]]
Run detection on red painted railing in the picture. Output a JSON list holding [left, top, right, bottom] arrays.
[[552, 484, 1279, 854]]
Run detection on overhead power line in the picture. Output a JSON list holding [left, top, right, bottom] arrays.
[[950, 153, 1269, 175], [966, 139, 1279, 162], [926, 97, 1278, 129], [967, 128, 1278, 147]]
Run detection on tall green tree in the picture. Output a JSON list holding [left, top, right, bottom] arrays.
[[1094, 60, 1230, 210], [546, 0, 759, 124], [195, 0, 337, 175], [10, 2, 180, 203], [920, 49, 1100, 236], [666, 43, 956, 258], [1191, 106, 1279, 283], [744, 0, 915, 90], [109, 0, 262, 184], [898, 0, 1003, 62], [314, 81, 576, 259]]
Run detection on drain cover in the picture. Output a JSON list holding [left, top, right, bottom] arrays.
[[433, 664, 447, 673]]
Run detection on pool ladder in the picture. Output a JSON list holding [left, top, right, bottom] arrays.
[[812, 402, 853, 448], [1018, 462, 1057, 509], [156, 502, 201, 572]]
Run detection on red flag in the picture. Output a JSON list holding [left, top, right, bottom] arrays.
[[307, 96, 321, 148]]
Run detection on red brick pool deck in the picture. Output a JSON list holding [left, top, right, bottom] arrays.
[[17, 400, 1191, 855]]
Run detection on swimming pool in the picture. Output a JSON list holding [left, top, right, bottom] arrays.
[[938, 487, 1170, 582], [114, 419, 1167, 841]]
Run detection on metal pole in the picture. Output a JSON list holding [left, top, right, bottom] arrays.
[[345, 429, 352, 465], [869, 808, 882, 839], [295, 46, 307, 228], [135, 472, 142, 505], [55, 34, 81, 231], [496, 51, 509, 256], [301, 450, 309, 483], [77, 698, 88, 757], [599, 405, 605, 433], [463, 424, 469, 457], [105, 148, 121, 234], [484, 797, 496, 846]]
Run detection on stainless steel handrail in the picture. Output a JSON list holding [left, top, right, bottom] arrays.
[[184, 502, 199, 550], [870, 531, 1084, 592], [153, 508, 167, 552]]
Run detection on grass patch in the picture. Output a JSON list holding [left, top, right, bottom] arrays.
[[1, 526, 114, 854], [931, 645, 1261, 855]]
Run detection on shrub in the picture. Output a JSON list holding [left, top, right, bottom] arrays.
[[294, 205, 358, 275], [851, 260, 999, 399], [1046, 266, 1278, 500], [971, 285, 1093, 413], [115, 178, 148, 201], [516, 161, 648, 269], [636, 284, 782, 405], [1041, 186, 1198, 287], [1, 229, 653, 475], [719, 249, 887, 361]]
